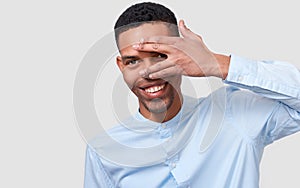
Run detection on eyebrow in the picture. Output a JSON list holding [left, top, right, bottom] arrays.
[[121, 52, 162, 61], [121, 56, 139, 61]]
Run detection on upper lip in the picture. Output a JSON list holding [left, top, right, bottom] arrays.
[[138, 81, 167, 90]]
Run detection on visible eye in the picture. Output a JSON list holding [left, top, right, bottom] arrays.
[[125, 59, 140, 65], [157, 53, 167, 59], [151, 53, 167, 62]]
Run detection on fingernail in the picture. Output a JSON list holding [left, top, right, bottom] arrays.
[[182, 21, 187, 29], [132, 44, 139, 49], [183, 23, 187, 29]]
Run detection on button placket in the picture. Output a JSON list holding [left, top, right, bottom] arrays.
[[157, 123, 172, 139], [164, 154, 179, 171], [171, 162, 176, 168]]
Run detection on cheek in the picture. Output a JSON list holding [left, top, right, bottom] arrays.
[[122, 68, 141, 90], [169, 76, 182, 87]]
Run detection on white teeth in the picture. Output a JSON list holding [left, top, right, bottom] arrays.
[[145, 84, 165, 93]]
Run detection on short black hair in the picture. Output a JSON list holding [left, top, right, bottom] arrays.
[[114, 2, 179, 46]]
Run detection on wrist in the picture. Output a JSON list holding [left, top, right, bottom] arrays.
[[214, 53, 230, 80]]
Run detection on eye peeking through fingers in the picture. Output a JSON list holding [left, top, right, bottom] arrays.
[[157, 53, 167, 58], [122, 52, 167, 68], [150, 53, 167, 63]]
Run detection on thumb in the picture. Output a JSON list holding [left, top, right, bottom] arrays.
[[179, 20, 195, 39]]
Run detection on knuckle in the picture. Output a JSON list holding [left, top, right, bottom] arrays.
[[155, 63, 162, 69], [152, 43, 159, 50], [160, 70, 167, 77], [175, 38, 184, 45], [173, 56, 181, 63], [175, 65, 183, 74], [196, 35, 203, 41]]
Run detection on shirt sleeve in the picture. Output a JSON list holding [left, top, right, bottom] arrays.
[[84, 146, 115, 188], [224, 55, 300, 145]]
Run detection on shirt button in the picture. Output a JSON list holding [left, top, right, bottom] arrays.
[[238, 76, 243, 81], [171, 163, 176, 168], [161, 124, 167, 129]]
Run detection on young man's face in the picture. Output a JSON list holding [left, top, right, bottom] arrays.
[[116, 22, 182, 119]]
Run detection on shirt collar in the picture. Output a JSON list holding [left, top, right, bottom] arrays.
[[134, 96, 187, 129]]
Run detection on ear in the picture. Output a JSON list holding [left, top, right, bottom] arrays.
[[116, 56, 125, 71]]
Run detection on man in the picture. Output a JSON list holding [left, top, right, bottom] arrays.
[[84, 2, 300, 188]]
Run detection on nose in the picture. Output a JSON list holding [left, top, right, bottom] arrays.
[[141, 57, 159, 69]]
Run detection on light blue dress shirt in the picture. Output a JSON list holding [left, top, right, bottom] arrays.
[[84, 55, 300, 188]]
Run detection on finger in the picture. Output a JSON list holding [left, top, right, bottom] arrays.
[[148, 65, 183, 79], [139, 60, 175, 77], [179, 19, 199, 40], [144, 36, 180, 45], [132, 42, 176, 54]]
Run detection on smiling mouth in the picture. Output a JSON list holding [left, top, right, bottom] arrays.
[[144, 83, 166, 93]]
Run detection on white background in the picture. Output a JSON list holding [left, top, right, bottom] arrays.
[[1, 0, 299, 187]]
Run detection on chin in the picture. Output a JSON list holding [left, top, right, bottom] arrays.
[[142, 95, 173, 114]]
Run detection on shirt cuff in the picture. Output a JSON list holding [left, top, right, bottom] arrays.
[[224, 54, 258, 86], [224, 54, 300, 98]]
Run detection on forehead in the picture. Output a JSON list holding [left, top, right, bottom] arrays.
[[118, 22, 172, 50]]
